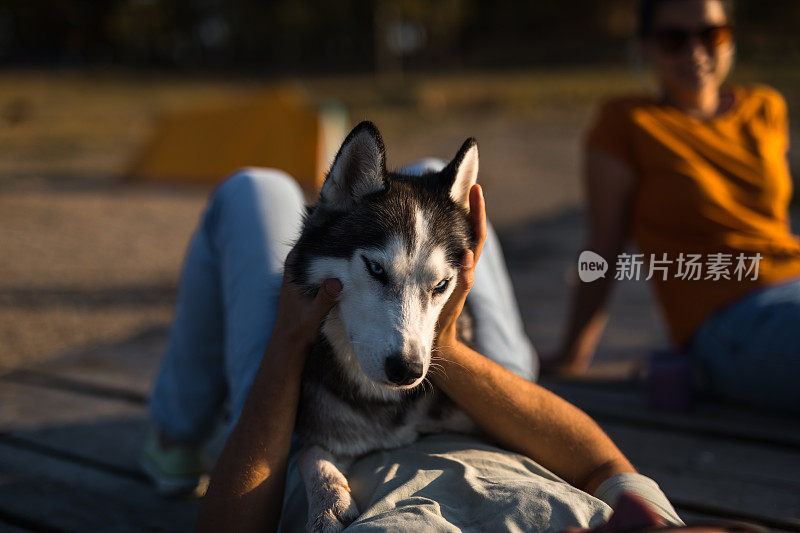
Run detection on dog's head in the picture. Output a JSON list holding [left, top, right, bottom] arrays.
[[289, 121, 478, 391]]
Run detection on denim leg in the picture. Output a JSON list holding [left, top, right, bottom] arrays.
[[470, 225, 538, 380], [150, 168, 306, 442], [209, 169, 307, 427], [400, 159, 538, 381], [689, 279, 800, 412], [150, 198, 227, 444]]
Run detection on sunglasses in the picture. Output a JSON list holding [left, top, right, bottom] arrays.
[[652, 25, 733, 55]]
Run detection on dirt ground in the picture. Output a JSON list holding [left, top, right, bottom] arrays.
[[0, 68, 797, 371]]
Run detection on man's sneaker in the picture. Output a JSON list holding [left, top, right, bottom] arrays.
[[139, 428, 209, 497]]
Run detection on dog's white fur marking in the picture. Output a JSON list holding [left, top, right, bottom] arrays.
[[307, 257, 351, 288], [414, 206, 429, 252], [306, 208, 456, 391], [450, 143, 479, 208]]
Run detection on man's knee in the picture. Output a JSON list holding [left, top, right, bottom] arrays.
[[200, 167, 305, 243], [214, 167, 304, 206]]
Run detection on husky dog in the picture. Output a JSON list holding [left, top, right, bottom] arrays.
[[288, 121, 479, 532]]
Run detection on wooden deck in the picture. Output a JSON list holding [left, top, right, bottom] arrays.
[[1, 212, 799, 532], [2, 327, 798, 532]]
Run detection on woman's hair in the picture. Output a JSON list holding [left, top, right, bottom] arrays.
[[637, 0, 734, 38]]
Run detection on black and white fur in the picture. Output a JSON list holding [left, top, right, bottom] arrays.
[[288, 121, 479, 532]]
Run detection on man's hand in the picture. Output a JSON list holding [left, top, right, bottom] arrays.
[[198, 251, 341, 533], [270, 249, 342, 354], [436, 184, 488, 347]]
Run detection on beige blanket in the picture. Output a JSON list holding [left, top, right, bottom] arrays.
[[279, 433, 681, 532]]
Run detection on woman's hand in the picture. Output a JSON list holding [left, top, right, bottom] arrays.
[[435, 184, 488, 348], [269, 249, 342, 355]]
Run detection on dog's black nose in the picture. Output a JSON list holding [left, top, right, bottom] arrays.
[[385, 356, 424, 386]]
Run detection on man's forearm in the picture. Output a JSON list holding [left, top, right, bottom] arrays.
[[432, 340, 635, 493], [197, 338, 307, 533]]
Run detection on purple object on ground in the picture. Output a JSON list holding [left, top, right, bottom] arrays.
[[646, 350, 695, 413]]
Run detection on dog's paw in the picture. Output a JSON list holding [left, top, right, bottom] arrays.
[[306, 481, 359, 533]]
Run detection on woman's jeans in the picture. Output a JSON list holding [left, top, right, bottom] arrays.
[[688, 278, 800, 412], [149, 163, 538, 444]]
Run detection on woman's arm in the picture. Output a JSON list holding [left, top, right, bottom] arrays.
[[432, 184, 635, 494], [546, 148, 637, 375], [197, 275, 341, 533]]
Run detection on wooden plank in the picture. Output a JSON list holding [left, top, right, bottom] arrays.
[[668, 509, 791, 533], [543, 379, 800, 449], [0, 380, 148, 476], [0, 377, 235, 480], [600, 422, 800, 530], [0, 515, 38, 533], [0, 368, 148, 406], [0, 441, 198, 532], [0, 326, 168, 398], [0, 378, 208, 531], [674, 509, 739, 528], [0, 379, 145, 431], [544, 380, 800, 528], [674, 503, 799, 533]]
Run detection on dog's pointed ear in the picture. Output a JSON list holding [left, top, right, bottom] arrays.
[[320, 121, 387, 208], [442, 138, 478, 209]]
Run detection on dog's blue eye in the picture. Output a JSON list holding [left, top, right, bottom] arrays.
[[369, 261, 384, 275], [433, 279, 449, 293], [362, 256, 386, 279]]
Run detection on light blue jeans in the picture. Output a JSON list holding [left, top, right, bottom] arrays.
[[688, 278, 800, 412], [150, 163, 538, 444]]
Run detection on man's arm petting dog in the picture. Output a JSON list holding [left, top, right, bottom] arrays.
[[431, 184, 637, 495], [197, 276, 342, 533]]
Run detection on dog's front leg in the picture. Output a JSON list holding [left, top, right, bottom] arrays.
[[297, 445, 359, 533]]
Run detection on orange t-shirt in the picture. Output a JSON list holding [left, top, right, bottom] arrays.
[[586, 85, 800, 347]]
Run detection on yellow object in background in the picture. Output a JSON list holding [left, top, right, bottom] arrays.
[[128, 84, 348, 198]]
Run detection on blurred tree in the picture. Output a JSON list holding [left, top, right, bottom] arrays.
[[0, 0, 797, 73]]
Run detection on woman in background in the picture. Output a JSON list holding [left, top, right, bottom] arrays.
[[546, 0, 800, 411]]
